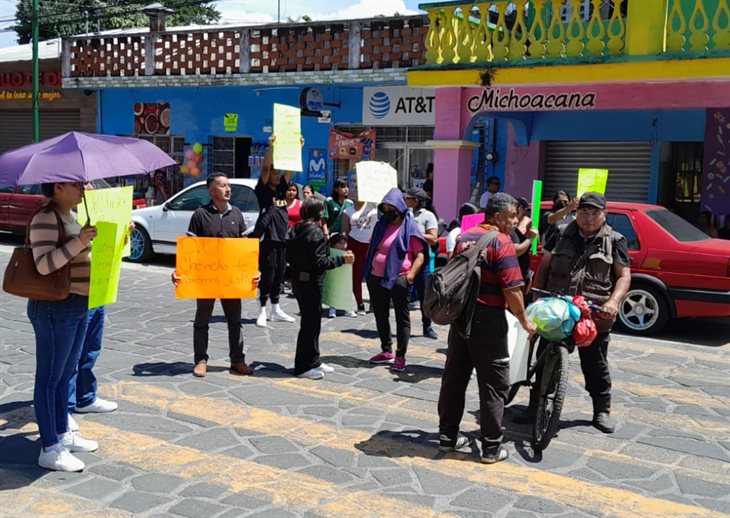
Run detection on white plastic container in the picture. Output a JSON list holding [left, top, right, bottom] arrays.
[[506, 312, 531, 385]]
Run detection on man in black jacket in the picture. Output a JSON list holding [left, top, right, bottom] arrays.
[[172, 173, 260, 378]]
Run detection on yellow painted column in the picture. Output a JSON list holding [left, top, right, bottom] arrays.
[[625, 0, 669, 55]]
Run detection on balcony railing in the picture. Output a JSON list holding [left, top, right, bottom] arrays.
[[419, 0, 730, 65], [63, 16, 427, 78]]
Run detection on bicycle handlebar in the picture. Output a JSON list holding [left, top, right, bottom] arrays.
[[530, 288, 611, 315]]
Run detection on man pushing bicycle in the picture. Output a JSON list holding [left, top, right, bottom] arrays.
[[531, 192, 631, 433]]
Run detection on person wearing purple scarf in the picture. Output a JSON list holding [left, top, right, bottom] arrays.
[[363, 188, 428, 373]]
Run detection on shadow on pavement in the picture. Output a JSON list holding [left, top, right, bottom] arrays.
[[355, 428, 478, 462], [339, 328, 380, 339], [0, 400, 48, 489], [248, 361, 291, 377], [132, 361, 227, 377]]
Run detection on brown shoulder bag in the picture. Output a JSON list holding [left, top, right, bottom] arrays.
[[3, 206, 71, 301]]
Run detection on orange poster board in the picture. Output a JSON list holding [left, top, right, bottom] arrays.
[[175, 237, 259, 299]]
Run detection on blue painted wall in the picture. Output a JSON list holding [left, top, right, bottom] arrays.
[[98, 85, 367, 193]]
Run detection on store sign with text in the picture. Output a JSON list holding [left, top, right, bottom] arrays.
[[362, 86, 435, 126], [467, 87, 597, 113], [0, 90, 63, 102]]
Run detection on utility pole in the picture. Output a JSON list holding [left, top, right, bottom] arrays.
[[32, 0, 39, 142], [277, 0, 280, 23]]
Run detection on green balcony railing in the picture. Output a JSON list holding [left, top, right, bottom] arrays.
[[420, 0, 730, 65]]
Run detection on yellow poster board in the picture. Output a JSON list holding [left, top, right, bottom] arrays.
[[273, 103, 303, 172], [89, 221, 126, 309], [79, 186, 133, 257], [175, 237, 259, 299], [576, 168, 608, 198]]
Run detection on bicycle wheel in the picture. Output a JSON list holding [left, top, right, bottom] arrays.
[[532, 344, 569, 451]]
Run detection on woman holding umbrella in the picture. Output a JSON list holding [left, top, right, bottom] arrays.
[[27, 182, 100, 471]]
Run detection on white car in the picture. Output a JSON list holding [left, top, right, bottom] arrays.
[[129, 178, 260, 262]]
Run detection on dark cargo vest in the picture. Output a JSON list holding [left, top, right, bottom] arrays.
[[546, 221, 620, 332]]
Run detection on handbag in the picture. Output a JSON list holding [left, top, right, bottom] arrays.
[[3, 206, 71, 301]]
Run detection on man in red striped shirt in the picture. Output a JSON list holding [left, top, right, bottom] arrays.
[[437, 193, 536, 464]]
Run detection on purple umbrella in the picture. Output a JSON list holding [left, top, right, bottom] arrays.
[[0, 131, 177, 185]]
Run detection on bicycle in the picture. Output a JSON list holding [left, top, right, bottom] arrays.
[[506, 289, 609, 451]]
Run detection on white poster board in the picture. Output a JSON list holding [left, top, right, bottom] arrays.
[[355, 161, 398, 203], [506, 312, 530, 385]]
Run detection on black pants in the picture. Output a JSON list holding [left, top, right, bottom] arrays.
[[438, 305, 510, 454], [367, 274, 411, 358], [193, 298, 244, 365], [259, 241, 286, 305], [292, 277, 323, 375], [412, 271, 432, 330]]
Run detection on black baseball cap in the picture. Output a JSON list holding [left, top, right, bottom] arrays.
[[403, 187, 428, 201], [578, 192, 606, 210]]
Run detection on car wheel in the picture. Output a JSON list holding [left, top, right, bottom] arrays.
[[128, 226, 153, 263], [617, 284, 669, 335]]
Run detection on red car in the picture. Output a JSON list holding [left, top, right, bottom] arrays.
[[438, 202, 730, 335], [0, 180, 144, 235]]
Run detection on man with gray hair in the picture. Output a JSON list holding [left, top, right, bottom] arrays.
[[437, 193, 536, 464]]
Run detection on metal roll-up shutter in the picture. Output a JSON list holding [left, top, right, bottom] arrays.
[[0, 110, 81, 154], [543, 141, 653, 203]]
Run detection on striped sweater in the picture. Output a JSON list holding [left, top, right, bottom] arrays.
[[29, 206, 91, 296]]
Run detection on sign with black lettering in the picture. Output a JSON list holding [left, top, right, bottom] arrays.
[[362, 87, 435, 126]]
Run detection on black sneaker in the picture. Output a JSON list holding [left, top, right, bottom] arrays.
[[423, 327, 438, 340], [593, 412, 615, 433], [439, 434, 470, 452], [481, 445, 509, 464]]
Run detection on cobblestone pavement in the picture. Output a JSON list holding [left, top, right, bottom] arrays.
[[1, 250, 729, 518]]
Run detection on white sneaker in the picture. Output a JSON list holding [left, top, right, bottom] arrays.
[[297, 368, 324, 380], [74, 398, 118, 413], [38, 446, 85, 472], [61, 431, 99, 452], [67, 413, 79, 432], [271, 304, 296, 323], [344, 310, 358, 318], [319, 363, 335, 373], [256, 306, 268, 328], [327, 308, 337, 318]]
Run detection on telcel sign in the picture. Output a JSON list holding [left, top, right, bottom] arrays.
[[362, 87, 435, 126]]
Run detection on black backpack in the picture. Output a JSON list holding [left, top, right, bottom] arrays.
[[423, 230, 499, 336]]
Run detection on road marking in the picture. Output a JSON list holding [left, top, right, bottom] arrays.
[[101, 380, 727, 518], [80, 420, 456, 518], [320, 331, 445, 362]]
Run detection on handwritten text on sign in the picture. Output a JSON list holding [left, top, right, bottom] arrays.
[[89, 222, 126, 309], [79, 186, 133, 257], [273, 103, 303, 172], [175, 237, 259, 299], [355, 161, 398, 204]]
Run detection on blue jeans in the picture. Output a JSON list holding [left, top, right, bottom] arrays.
[[68, 306, 105, 411], [28, 295, 89, 448]]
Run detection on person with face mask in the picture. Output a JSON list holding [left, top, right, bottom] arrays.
[[437, 193, 536, 464], [363, 188, 428, 373], [540, 190, 578, 243]]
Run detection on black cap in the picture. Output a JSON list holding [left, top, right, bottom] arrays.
[[403, 187, 428, 201], [578, 192, 606, 210]]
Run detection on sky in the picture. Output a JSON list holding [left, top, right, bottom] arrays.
[[0, 0, 424, 48]]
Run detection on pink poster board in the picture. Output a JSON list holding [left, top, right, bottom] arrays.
[[461, 213, 483, 232]]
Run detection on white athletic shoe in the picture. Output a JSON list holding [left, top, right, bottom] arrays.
[[297, 368, 324, 380], [67, 413, 79, 432], [344, 310, 358, 318], [38, 446, 85, 472], [61, 431, 99, 452], [327, 307, 337, 318], [74, 398, 118, 413], [319, 363, 335, 373], [270, 304, 296, 323], [256, 306, 268, 328]]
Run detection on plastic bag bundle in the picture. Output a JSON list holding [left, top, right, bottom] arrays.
[[571, 295, 598, 347], [526, 296, 580, 341]]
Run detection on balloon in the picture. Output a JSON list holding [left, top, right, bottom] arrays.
[[180, 165, 190, 174], [184, 150, 193, 160], [193, 153, 203, 164], [192, 143, 203, 154], [190, 167, 201, 177], [187, 160, 197, 170]]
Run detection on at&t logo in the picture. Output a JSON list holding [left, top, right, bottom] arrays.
[[369, 91, 390, 119]]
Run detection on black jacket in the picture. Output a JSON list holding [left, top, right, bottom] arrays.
[[286, 221, 344, 283]]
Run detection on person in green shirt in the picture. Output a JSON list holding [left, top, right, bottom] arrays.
[[325, 178, 353, 234]]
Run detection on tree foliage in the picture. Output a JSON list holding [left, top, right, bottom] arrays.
[[12, 0, 221, 44]]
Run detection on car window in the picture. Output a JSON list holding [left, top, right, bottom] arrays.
[[645, 208, 710, 242], [231, 185, 259, 213], [18, 184, 43, 195], [0, 184, 15, 194], [166, 185, 210, 211], [607, 213, 640, 251]]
